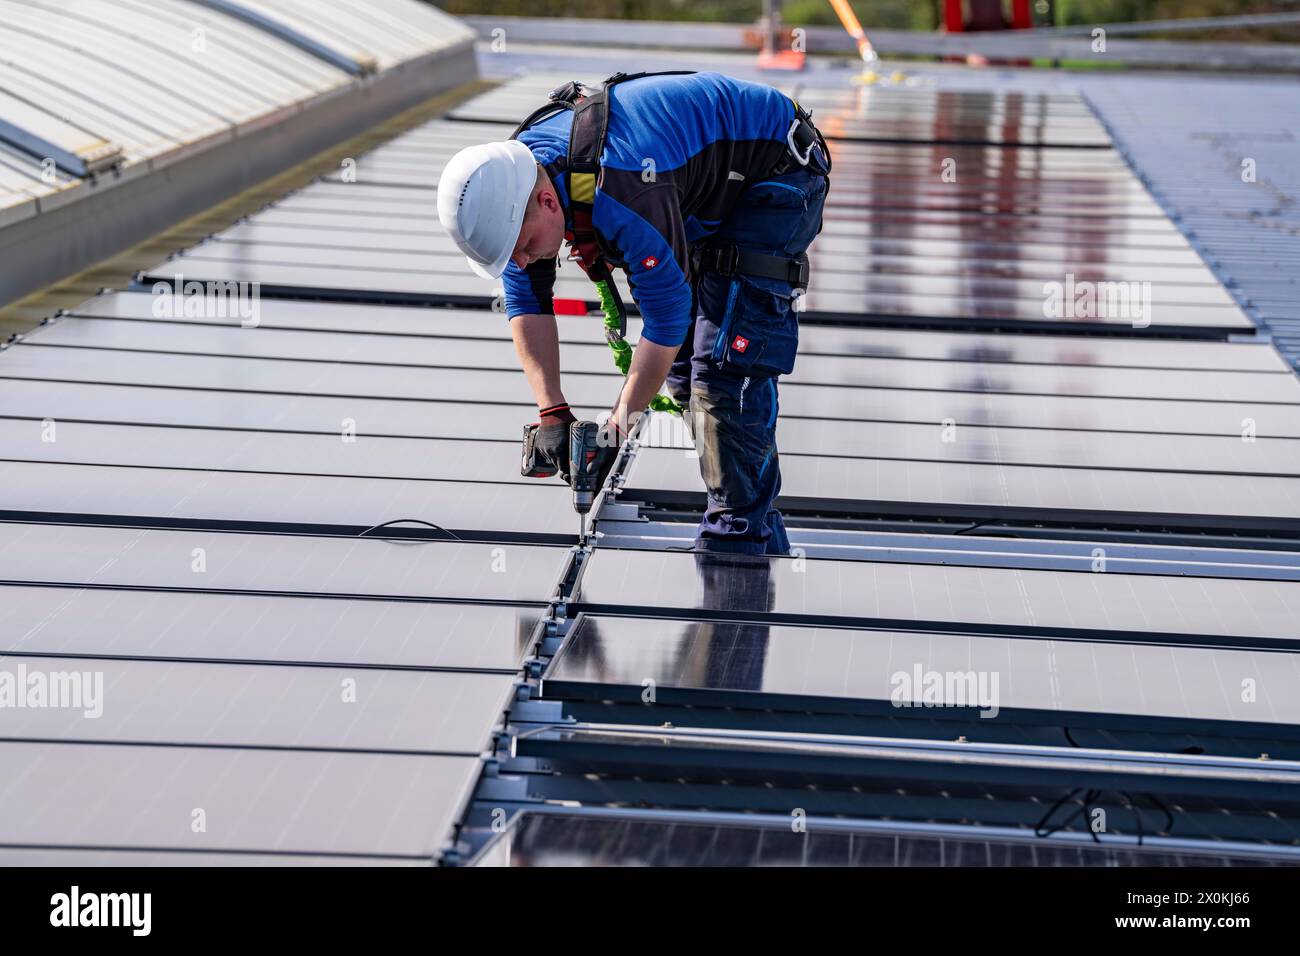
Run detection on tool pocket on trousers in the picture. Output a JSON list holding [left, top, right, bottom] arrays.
[[713, 274, 799, 377], [743, 178, 810, 211]]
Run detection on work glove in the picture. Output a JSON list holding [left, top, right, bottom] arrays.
[[533, 402, 577, 483]]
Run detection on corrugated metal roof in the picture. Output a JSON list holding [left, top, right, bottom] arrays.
[[0, 0, 473, 217], [221, 0, 476, 72], [0, 0, 345, 170], [1083, 76, 1300, 372]]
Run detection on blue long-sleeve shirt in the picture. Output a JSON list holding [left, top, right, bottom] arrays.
[[502, 72, 796, 348]]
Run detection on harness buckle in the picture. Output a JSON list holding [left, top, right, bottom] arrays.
[[785, 116, 814, 167], [547, 80, 587, 104], [793, 255, 810, 287], [713, 245, 740, 276]]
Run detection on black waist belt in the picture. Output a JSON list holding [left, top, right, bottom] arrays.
[[687, 100, 825, 289], [692, 244, 810, 286]]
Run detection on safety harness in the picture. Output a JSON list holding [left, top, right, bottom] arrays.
[[508, 70, 830, 414]]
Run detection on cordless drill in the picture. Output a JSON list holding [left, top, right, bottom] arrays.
[[568, 420, 602, 532], [520, 420, 605, 542]]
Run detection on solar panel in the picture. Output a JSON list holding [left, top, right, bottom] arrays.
[[9, 52, 1298, 868], [241, 202, 1198, 250], [800, 235, 1206, 269], [545, 614, 1300, 728], [816, 191, 1167, 218], [796, 288, 1246, 331], [471, 811, 1283, 868], [805, 166, 1147, 190], [0, 379, 605, 439], [22, 319, 629, 378], [644, 414, 1300, 476], [771, 387, 1299, 437], [67, 292, 621, 349], [0, 849, 427, 866], [0, 741, 479, 858], [136, 127, 1254, 331], [70, 291, 1284, 370], [2, 657, 515, 752], [0, 522, 568, 601], [0, 584, 539, 670], [0, 460, 580, 537], [18, 380, 1296, 474], [515, 725, 1300, 827], [6, 346, 1292, 438], [147, 253, 552, 301], [26, 318, 1288, 400], [0, 343, 606, 404], [814, 208, 1187, 240], [451, 79, 1113, 146], [622, 445, 1300, 531], [788, 354, 1296, 402], [144, 253, 613, 308], [591, 520, 1300, 581], [286, 175, 1165, 219], [283, 155, 1167, 224], [784, 325, 1284, 372], [167, 232, 1232, 294], [143, 253, 1248, 331], [570, 549, 1300, 644], [0, 418, 566, 486], [208, 221, 1215, 265]]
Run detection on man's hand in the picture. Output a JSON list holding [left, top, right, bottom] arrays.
[[614, 339, 680, 428], [530, 402, 577, 483], [532, 423, 572, 482], [574, 418, 625, 493]]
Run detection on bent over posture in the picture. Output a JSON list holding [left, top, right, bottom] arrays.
[[437, 70, 830, 555]]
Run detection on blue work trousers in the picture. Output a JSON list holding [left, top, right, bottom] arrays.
[[665, 157, 829, 555]]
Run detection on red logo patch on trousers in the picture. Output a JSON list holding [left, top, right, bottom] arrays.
[[732, 335, 750, 353], [641, 256, 658, 269]]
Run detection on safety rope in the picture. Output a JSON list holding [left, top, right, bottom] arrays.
[[594, 277, 684, 416]]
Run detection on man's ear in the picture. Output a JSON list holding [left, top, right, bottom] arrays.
[[538, 184, 559, 213]]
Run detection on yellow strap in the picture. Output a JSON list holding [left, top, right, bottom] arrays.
[[570, 171, 596, 204]]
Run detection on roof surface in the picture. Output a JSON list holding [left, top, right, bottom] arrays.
[[2, 18, 1299, 865]]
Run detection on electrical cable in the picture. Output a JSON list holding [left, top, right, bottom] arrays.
[[357, 517, 461, 542]]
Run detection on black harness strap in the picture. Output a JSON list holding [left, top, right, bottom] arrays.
[[692, 245, 811, 287]]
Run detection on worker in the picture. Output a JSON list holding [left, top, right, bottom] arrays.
[[436, 71, 830, 555]]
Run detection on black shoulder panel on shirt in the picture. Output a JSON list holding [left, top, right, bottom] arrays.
[[523, 256, 557, 316]]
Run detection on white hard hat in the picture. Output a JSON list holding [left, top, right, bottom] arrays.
[[437, 139, 539, 280]]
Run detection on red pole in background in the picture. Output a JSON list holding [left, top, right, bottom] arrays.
[[941, 1, 1034, 65], [944, 0, 964, 32], [945, 0, 1033, 32]]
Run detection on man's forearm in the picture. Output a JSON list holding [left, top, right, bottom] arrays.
[[509, 313, 566, 409], [612, 339, 678, 433], [511, 311, 678, 431]]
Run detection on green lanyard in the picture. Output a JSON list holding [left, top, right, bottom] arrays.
[[594, 277, 684, 415]]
